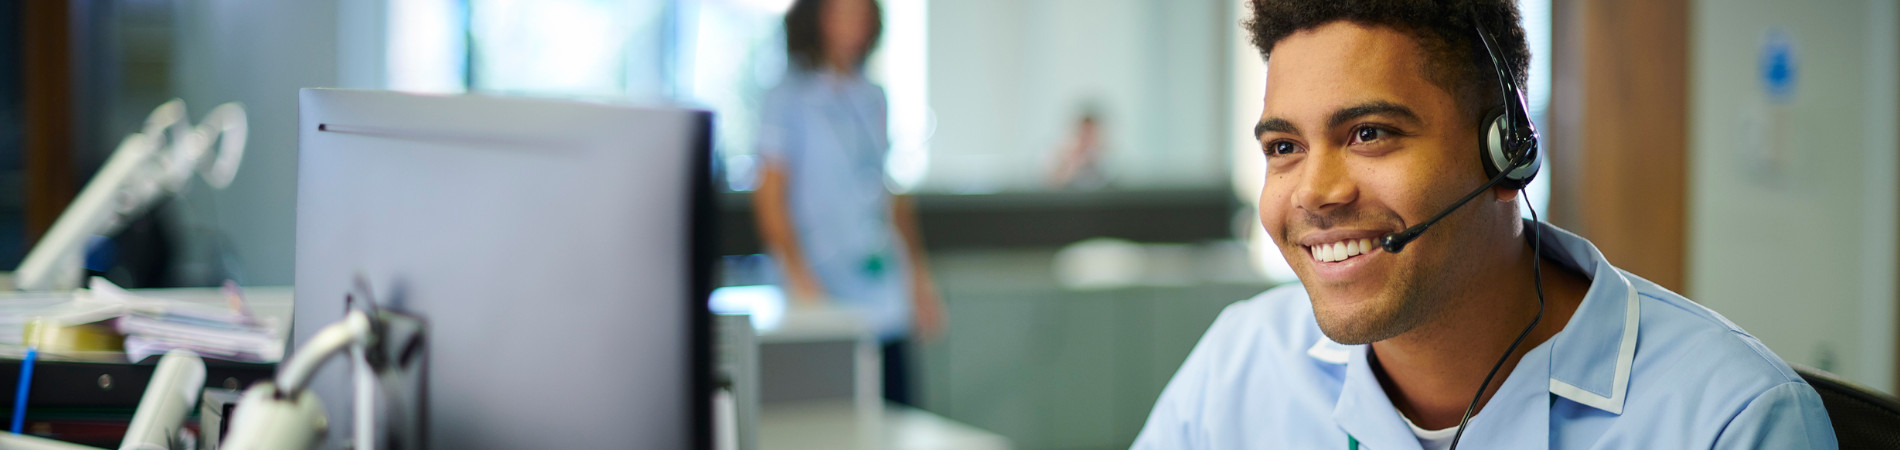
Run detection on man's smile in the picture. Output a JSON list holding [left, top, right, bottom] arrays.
[[1294, 228, 1395, 281], [1306, 237, 1378, 262]]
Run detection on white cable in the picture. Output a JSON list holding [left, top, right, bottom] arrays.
[[275, 312, 372, 396]]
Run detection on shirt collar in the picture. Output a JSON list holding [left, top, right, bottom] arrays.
[[1536, 220, 1640, 415], [1331, 345, 1423, 449], [1306, 220, 1640, 416]]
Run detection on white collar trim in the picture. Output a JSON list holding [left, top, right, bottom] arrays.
[[1308, 337, 1351, 365], [1545, 268, 1640, 415]]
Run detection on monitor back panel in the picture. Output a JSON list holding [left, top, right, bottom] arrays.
[[295, 89, 710, 449]]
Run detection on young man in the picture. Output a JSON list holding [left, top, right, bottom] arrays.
[[1134, 1, 1837, 448]]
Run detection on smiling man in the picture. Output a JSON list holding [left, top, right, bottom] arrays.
[[1133, 1, 1837, 449]]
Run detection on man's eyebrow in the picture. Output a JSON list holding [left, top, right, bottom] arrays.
[[1254, 118, 1296, 138], [1328, 100, 1421, 129], [1253, 100, 1421, 139]]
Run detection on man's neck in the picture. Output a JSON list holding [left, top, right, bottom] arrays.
[[1369, 235, 1589, 430]]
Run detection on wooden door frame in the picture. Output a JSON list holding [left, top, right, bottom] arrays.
[[21, 0, 75, 246], [1547, 0, 1690, 293]]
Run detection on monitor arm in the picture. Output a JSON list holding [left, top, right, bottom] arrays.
[[12, 100, 248, 292]]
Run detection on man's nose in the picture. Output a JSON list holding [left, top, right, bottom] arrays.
[[1294, 150, 1357, 213]]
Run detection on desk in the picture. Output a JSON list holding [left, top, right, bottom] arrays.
[[760, 400, 1011, 450], [726, 301, 1012, 449]]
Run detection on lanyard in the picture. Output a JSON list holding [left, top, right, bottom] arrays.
[[1348, 434, 1360, 450]]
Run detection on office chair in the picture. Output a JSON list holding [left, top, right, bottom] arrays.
[[1793, 364, 1900, 448]]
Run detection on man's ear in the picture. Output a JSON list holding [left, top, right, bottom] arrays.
[[1493, 185, 1521, 203]]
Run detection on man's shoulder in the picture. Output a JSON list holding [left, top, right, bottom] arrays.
[[1195, 284, 1333, 369], [1624, 271, 1808, 400], [1135, 283, 1342, 445], [1592, 270, 1837, 447]]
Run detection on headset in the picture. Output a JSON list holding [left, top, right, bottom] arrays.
[[1369, 8, 1547, 450], [1473, 16, 1542, 193]]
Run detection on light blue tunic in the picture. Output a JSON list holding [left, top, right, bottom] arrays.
[[757, 69, 910, 340], [1134, 221, 1839, 449]]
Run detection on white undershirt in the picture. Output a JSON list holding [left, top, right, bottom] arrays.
[[1402, 415, 1459, 450]]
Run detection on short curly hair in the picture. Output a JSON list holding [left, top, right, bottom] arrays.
[[1244, 0, 1529, 119]]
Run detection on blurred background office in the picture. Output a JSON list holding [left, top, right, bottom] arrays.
[[0, 0, 1895, 448]]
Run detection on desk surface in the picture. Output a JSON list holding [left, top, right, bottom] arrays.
[[760, 400, 1011, 450]]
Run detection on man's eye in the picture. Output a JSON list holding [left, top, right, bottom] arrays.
[[1266, 141, 1300, 156], [1351, 126, 1388, 144]]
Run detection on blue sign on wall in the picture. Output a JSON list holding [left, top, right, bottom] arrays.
[[1761, 29, 1798, 104]]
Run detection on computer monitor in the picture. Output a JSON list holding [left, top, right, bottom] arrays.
[[293, 89, 713, 448]]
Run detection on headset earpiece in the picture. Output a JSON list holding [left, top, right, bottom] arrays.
[[1477, 105, 1540, 191]]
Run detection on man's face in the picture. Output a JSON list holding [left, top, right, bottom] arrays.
[[1256, 22, 1496, 344]]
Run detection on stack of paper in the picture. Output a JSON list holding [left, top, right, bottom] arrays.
[[92, 279, 282, 363], [22, 278, 285, 363], [118, 311, 281, 363]]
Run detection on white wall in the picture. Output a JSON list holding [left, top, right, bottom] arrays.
[[1688, 0, 1899, 391], [169, 0, 384, 286], [924, 0, 1227, 193]]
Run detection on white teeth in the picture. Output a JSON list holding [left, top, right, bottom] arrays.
[[1310, 238, 1379, 263]]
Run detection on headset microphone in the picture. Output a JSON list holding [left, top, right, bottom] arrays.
[[1378, 161, 1524, 254]]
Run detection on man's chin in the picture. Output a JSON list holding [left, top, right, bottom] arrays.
[[1309, 291, 1411, 345]]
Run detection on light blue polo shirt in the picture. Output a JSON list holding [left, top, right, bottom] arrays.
[[757, 69, 911, 340], [1134, 220, 1838, 449]]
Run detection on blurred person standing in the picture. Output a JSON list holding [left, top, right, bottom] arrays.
[[752, 0, 944, 407]]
